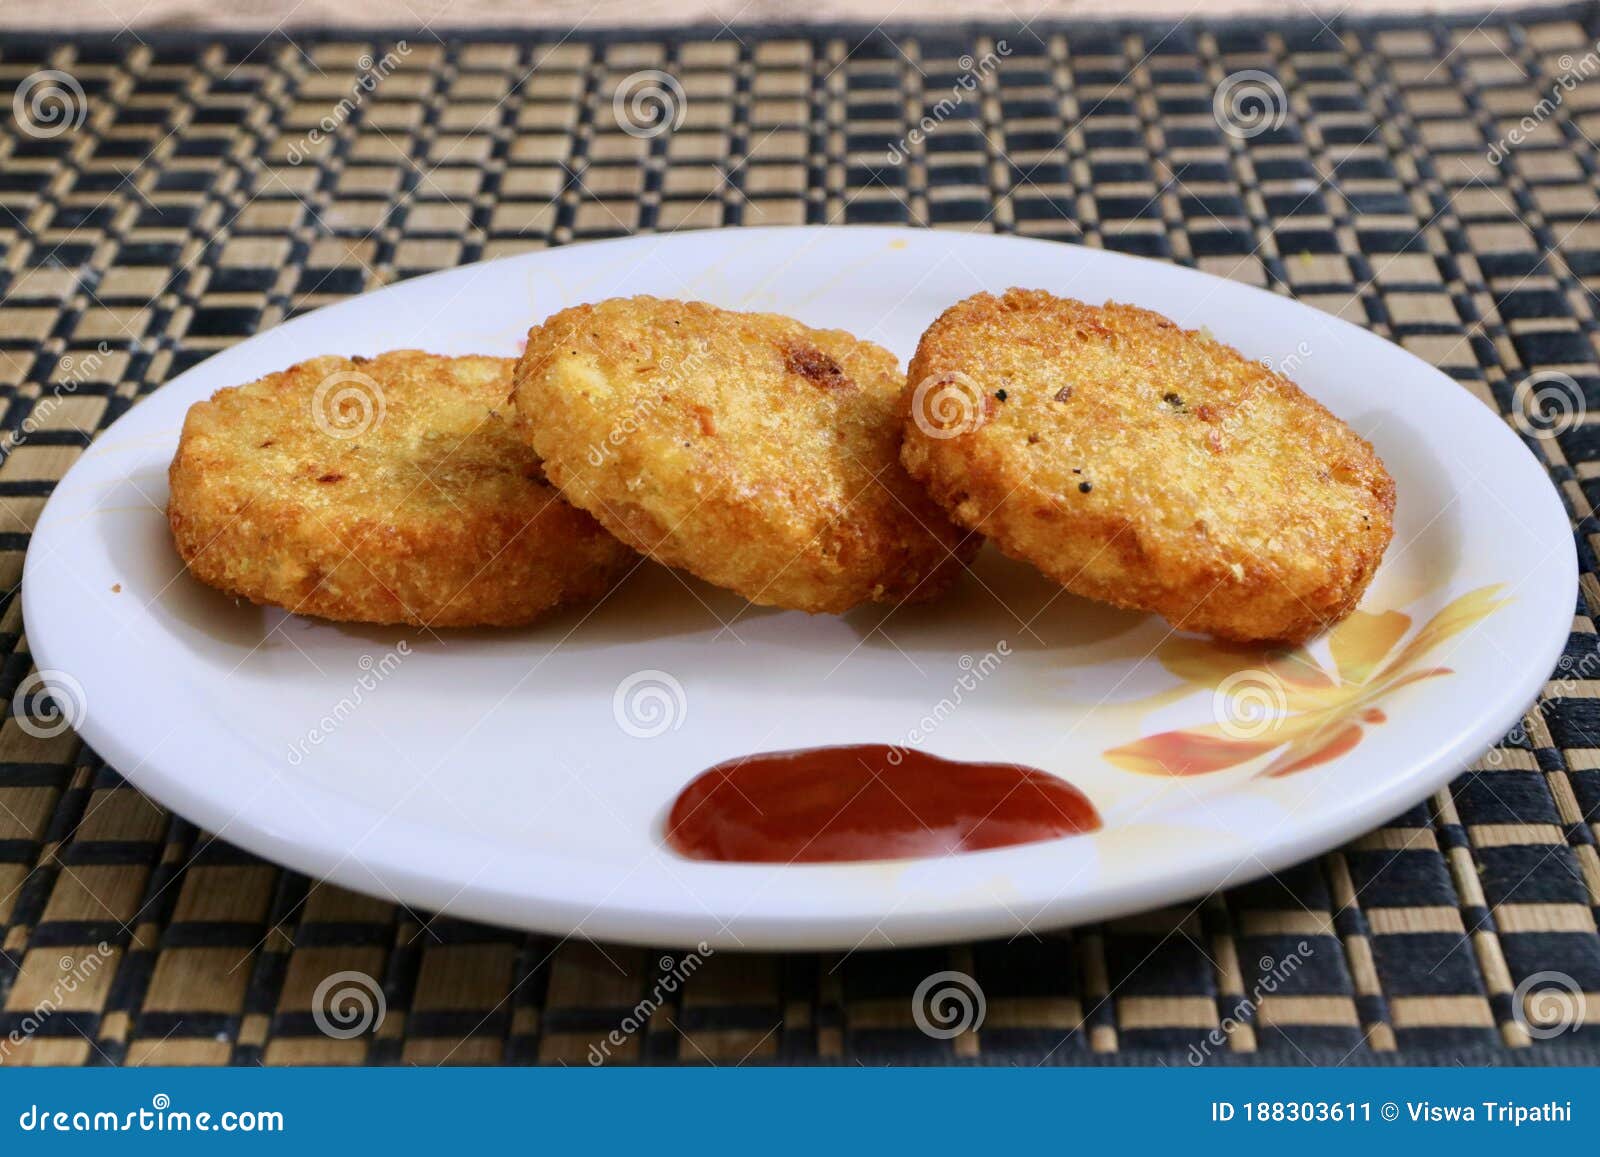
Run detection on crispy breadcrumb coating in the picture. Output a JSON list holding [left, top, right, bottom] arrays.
[[901, 290, 1395, 643], [168, 351, 633, 627], [513, 297, 976, 614]]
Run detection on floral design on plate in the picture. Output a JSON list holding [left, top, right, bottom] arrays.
[[1104, 585, 1511, 779]]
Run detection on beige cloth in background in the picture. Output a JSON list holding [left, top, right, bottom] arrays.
[[2, 0, 1543, 31]]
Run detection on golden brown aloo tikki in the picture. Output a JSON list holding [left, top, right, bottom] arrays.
[[901, 290, 1395, 643], [513, 297, 976, 614], [168, 350, 633, 627]]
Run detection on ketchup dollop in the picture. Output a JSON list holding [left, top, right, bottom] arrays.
[[665, 743, 1101, 863]]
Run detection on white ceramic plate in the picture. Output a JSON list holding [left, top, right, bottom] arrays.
[[23, 226, 1574, 950]]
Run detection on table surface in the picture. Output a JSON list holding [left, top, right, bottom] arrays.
[[0, 6, 1597, 1065], [0, 1, 1549, 33]]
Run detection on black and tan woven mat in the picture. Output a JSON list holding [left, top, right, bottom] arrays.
[[2, 7, 1600, 1066]]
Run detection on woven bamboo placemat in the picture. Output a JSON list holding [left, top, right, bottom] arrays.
[[1, 7, 1599, 1067]]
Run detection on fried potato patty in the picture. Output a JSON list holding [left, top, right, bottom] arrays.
[[168, 351, 633, 627], [902, 291, 1395, 643], [513, 297, 975, 614]]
